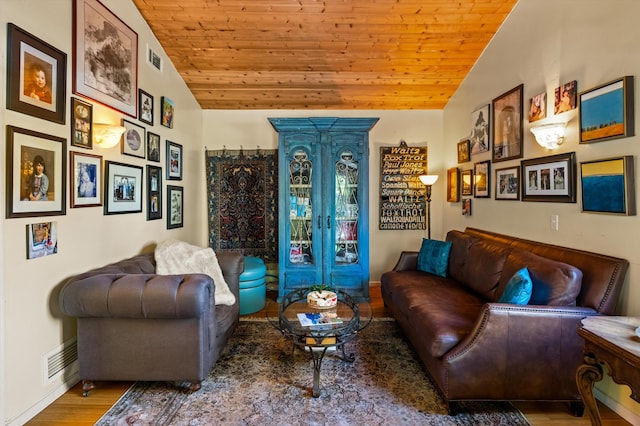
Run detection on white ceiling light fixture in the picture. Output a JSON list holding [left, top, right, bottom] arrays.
[[530, 122, 567, 149]]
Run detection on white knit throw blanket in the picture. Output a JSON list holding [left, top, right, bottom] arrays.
[[154, 240, 236, 306]]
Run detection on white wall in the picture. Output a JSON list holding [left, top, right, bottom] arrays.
[[1, 1, 203, 423], [443, 0, 640, 421], [202, 109, 444, 281]]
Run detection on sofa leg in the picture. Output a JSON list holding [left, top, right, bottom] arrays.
[[81, 380, 96, 397], [569, 401, 585, 417], [447, 401, 460, 416], [189, 381, 202, 392]]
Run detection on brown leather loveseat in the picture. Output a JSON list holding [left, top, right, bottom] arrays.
[[59, 251, 244, 396], [380, 228, 628, 414]]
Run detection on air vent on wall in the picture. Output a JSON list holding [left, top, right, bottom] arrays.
[[147, 45, 163, 72], [44, 338, 78, 383]]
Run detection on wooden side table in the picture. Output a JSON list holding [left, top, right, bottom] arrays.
[[576, 316, 640, 426]]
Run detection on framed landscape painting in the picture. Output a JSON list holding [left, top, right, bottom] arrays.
[[580, 156, 635, 215], [579, 76, 634, 144], [73, 0, 138, 117]]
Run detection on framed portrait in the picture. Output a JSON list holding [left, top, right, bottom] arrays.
[[521, 152, 576, 203], [166, 140, 183, 180], [462, 199, 472, 216], [580, 156, 635, 215], [73, 0, 138, 117], [161, 96, 174, 128], [529, 92, 547, 123], [446, 167, 460, 202], [461, 169, 473, 196], [457, 139, 470, 163], [146, 165, 163, 220], [579, 76, 634, 144], [27, 221, 58, 259], [554, 80, 577, 114], [495, 166, 520, 201], [70, 151, 102, 208], [71, 97, 93, 149], [473, 160, 490, 198], [6, 126, 66, 218], [147, 132, 161, 162], [167, 185, 184, 229], [138, 89, 154, 125], [470, 104, 490, 155], [122, 119, 145, 158], [104, 161, 143, 215], [492, 84, 524, 163], [6, 23, 67, 124]]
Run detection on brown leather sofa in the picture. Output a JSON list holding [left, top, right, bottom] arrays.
[[59, 252, 244, 396], [380, 227, 628, 415]]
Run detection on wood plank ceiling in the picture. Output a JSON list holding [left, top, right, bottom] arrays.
[[132, 0, 517, 110]]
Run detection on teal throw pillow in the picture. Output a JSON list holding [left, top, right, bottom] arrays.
[[416, 238, 452, 278], [499, 267, 533, 305]]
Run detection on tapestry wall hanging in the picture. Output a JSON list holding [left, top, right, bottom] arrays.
[[206, 148, 278, 262]]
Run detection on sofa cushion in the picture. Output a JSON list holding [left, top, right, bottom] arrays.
[[460, 240, 512, 301], [445, 230, 477, 284], [417, 238, 452, 277], [498, 267, 532, 305], [497, 249, 583, 306]]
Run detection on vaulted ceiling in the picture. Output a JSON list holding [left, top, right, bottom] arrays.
[[132, 0, 517, 110]]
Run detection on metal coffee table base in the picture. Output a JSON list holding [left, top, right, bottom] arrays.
[[304, 341, 355, 397]]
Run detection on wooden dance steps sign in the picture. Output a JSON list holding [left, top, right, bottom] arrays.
[[379, 140, 429, 230]]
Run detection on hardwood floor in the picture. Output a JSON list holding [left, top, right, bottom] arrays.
[[27, 285, 630, 425]]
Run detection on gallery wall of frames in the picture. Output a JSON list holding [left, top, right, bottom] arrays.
[[5, 0, 185, 259]]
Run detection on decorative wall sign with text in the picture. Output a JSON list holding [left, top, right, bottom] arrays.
[[379, 141, 428, 230]]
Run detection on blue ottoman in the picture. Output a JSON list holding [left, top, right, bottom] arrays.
[[239, 256, 267, 315]]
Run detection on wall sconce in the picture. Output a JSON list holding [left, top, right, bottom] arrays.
[[93, 123, 126, 149], [530, 122, 566, 149], [419, 174, 438, 239]]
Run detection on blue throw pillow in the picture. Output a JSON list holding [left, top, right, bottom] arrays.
[[416, 238, 452, 277], [499, 267, 533, 305]]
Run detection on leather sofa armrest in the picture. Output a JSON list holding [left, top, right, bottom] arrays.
[[60, 273, 213, 319], [392, 251, 419, 271], [215, 252, 245, 298]]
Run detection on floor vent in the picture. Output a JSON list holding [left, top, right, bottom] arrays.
[[147, 46, 163, 72], [44, 338, 78, 383]]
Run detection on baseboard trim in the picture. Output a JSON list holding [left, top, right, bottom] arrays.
[[595, 388, 640, 425], [7, 372, 79, 426]]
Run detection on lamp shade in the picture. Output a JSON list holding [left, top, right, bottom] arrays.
[[419, 175, 438, 185], [93, 123, 126, 149]]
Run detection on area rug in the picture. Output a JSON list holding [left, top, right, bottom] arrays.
[[96, 320, 530, 426], [205, 149, 278, 263]]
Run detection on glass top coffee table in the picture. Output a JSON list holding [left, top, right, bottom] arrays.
[[266, 288, 372, 397]]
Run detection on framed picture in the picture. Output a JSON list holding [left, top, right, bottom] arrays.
[[122, 119, 145, 158], [147, 132, 161, 162], [461, 169, 473, 196], [27, 221, 58, 259], [521, 152, 576, 203], [446, 167, 460, 202], [104, 161, 143, 215], [495, 166, 520, 201], [6, 126, 66, 218], [167, 185, 184, 229], [138, 89, 154, 125], [161, 96, 174, 128], [579, 76, 634, 144], [146, 165, 163, 220], [166, 140, 183, 180], [492, 84, 524, 163], [70, 151, 102, 208], [470, 104, 490, 155], [529, 92, 547, 123], [580, 156, 635, 215], [462, 199, 472, 216], [473, 160, 490, 198], [554, 80, 577, 114], [457, 139, 470, 163], [73, 0, 138, 117], [6, 23, 67, 124], [71, 97, 93, 149]]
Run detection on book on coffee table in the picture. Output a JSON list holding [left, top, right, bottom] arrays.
[[297, 312, 343, 327]]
